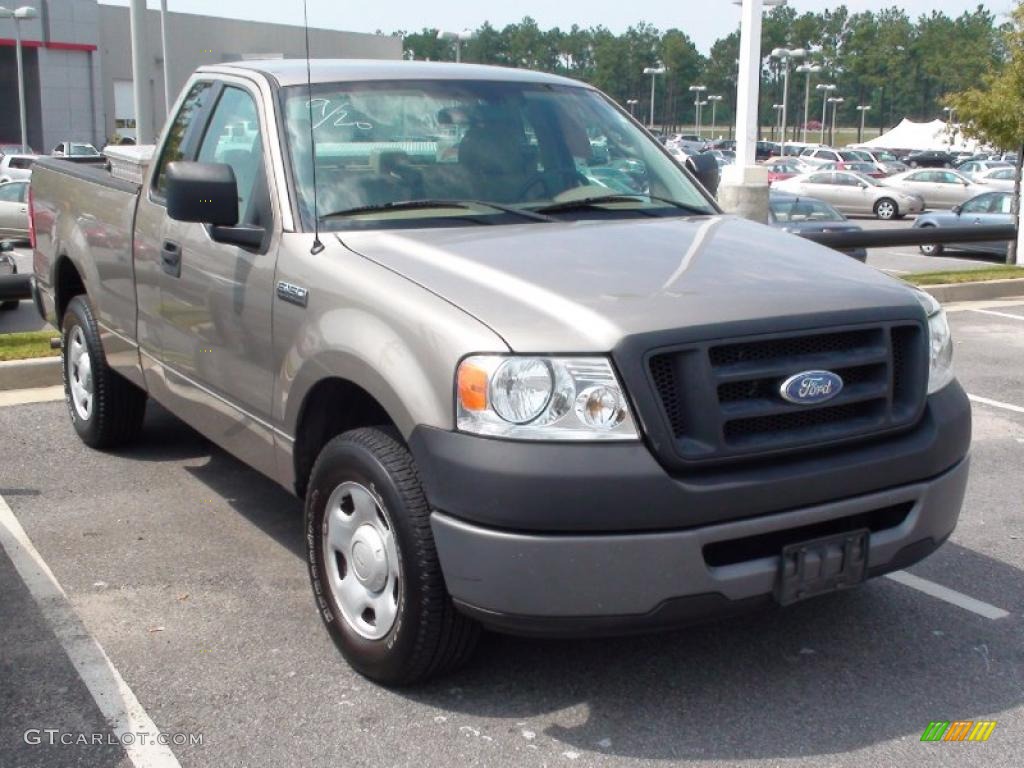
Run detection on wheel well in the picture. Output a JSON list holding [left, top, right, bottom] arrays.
[[54, 256, 85, 322], [293, 378, 396, 498]]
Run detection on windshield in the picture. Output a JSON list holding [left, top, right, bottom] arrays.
[[771, 197, 844, 223], [69, 143, 99, 156], [280, 80, 715, 229]]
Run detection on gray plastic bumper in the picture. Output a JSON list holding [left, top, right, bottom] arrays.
[[430, 456, 969, 634]]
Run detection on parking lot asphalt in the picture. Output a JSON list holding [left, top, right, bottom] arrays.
[[1, 300, 1023, 768]]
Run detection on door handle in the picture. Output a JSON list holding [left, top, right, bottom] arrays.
[[160, 240, 182, 278], [973, 218, 983, 224]]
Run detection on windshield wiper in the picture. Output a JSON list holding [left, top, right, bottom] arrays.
[[319, 199, 555, 223], [532, 194, 710, 216]]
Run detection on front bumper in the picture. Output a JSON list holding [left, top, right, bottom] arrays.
[[411, 382, 971, 635], [430, 456, 968, 635]]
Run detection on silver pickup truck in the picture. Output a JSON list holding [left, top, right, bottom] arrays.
[[31, 60, 971, 685]]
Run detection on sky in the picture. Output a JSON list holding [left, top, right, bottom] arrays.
[[104, 1, 1011, 54]]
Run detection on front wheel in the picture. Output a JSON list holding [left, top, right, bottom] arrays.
[[918, 227, 944, 256], [306, 427, 479, 685], [874, 198, 899, 220], [62, 295, 147, 448]]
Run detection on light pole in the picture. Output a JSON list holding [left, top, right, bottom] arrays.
[[816, 83, 836, 144], [437, 29, 474, 63], [707, 94, 723, 138], [160, 1, 172, 115], [0, 5, 38, 153], [626, 99, 639, 117], [827, 96, 844, 146], [770, 47, 806, 156], [855, 105, 871, 144], [795, 62, 822, 143], [772, 104, 784, 142], [688, 84, 707, 136], [644, 66, 666, 129]]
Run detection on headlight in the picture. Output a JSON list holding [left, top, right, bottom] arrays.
[[456, 355, 639, 440], [914, 291, 954, 394]]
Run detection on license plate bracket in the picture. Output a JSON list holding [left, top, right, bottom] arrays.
[[776, 528, 870, 606]]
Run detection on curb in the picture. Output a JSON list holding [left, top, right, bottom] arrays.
[[920, 278, 1024, 304], [0, 357, 62, 392]]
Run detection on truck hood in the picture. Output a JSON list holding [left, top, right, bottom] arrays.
[[339, 215, 921, 351]]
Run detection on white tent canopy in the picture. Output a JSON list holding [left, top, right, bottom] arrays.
[[852, 118, 980, 153]]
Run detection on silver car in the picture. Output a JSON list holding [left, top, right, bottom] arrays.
[[0, 180, 29, 239], [973, 165, 1018, 192], [883, 169, 989, 209], [955, 159, 1010, 181], [913, 190, 1013, 257], [774, 170, 924, 219]]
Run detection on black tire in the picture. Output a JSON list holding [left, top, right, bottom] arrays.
[[918, 226, 943, 256], [874, 198, 899, 220], [0, 300, 17, 311], [306, 427, 479, 685], [61, 295, 147, 448]]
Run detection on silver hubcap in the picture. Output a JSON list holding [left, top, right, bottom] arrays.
[[878, 202, 894, 218], [322, 481, 401, 640], [68, 326, 93, 421]]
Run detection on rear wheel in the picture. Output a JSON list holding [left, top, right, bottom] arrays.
[[306, 427, 479, 685], [61, 295, 147, 448], [874, 198, 898, 220]]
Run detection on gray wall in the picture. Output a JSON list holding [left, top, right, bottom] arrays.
[[99, 5, 402, 142]]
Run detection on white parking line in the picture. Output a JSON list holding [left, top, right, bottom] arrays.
[[886, 570, 1011, 620], [0, 494, 182, 768], [968, 394, 1024, 414], [879, 268, 911, 275], [969, 308, 1024, 321]]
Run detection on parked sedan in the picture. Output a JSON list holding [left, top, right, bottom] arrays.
[[900, 150, 954, 168], [765, 159, 802, 184], [0, 180, 29, 239], [0, 239, 23, 310], [913, 190, 1012, 257], [954, 159, 1010, 180], [769, 191, 867, 261], [848, 149, 906, 174], [773, 170, 924, 219], [818, 160, 886, 178], [882, 169, 988, 209], [0, 153, 36, 183], [974, 165, 1018, 191]]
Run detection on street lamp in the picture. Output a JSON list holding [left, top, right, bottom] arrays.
[[626, 99, 639, 117], [644, 65, 666, 129], [688, 84, 707, 136], [770, 47, 806, 156], [943, 106, 957, 124], [772, 104, 784, 141], [855, 105, 872, 143], [795, 62, 822, 143], [437, 29, 474, 63], [816, 83, 837, 144], [827, 96, 844, 146], [707, 94, 723, 138], [0, 5, 38, 153]]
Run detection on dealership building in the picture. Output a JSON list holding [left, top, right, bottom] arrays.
[[0, 0, 401, 152]]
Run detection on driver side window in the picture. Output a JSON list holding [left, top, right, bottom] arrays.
[[196, 87, 265, 224], [961, 194, 993, 214]]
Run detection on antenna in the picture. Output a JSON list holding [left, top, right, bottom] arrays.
[[303, 0, 325, 255]]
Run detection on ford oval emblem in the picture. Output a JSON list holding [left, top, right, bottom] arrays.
[[779, 370, 844, 405]]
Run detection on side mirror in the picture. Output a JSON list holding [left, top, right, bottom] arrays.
[[858, 182, 868, 188], [951, 204, 962, 215], [165, 161, 239, 226], [686, 151, 720, 197]]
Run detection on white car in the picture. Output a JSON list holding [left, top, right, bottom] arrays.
[[971, 165, 1017, 191], [955, 159, 1011, 181], [882, 169, 990, 209], [0, 180, 29, 239], [0, 153, 36, 183]]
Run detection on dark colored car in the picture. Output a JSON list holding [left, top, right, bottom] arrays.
[[913, 190, 1013, 257], [756, 140, 780, 161], [769, 191, 867, 261], [712, 139, 736, 151], [1, 239, 30, 310], [900, 150, 954, 168]]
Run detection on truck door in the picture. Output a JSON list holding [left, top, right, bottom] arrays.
[[155, 81, 280, 476]]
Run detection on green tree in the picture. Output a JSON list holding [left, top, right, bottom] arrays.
[[946, 4, 1024, 264]]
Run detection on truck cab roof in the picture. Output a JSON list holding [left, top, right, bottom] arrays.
[[199, 58, 589, 88]]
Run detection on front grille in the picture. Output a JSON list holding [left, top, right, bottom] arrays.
[[646, 322, 928, 464]]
